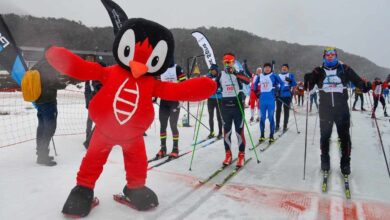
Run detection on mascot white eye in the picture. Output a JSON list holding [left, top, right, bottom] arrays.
[[146, 40, 168, 73], [117, 29, 136, 65]]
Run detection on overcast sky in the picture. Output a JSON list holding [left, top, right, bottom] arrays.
[[1, 0, 389, 68]]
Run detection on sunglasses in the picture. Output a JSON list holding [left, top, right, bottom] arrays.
[[325, 51, 336, 56]]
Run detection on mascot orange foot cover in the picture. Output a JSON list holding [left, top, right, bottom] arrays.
[[46, 0, 216, 217]]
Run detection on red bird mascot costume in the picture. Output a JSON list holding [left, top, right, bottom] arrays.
[[45, 0, 216, 217]]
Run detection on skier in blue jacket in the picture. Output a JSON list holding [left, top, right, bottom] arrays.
[[275, 64, 297, 132], [254, 63, 284, 143]]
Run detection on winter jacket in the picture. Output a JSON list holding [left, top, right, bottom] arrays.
[[305, 63, 367, 107], [32, 58, 66, 104], [277, 72, 297, 97], [372, 81, 389, 98]]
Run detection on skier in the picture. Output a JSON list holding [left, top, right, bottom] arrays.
[[249, 67, 262, 123], [275, 64, 297, 132], [254, 62, 284, 143], [206, 64, 223, 139], [33, 47, 67, 166], [309, 86, 319, 112], [371, 77, 388, 118], [297, 81, 305, 106], [241, 59, 253, 107], [304, 47, 369, 176], [216, 53, 250, 167], [387, 74, 390, 103], [155, 63, 187, 159], [383, 82, 389, 104], [352, 83, 366, 111], [293, 86, 298, 105], [83, 54, 103, 149]]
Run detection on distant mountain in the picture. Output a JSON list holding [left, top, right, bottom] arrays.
[[2, 13, 389, 81]]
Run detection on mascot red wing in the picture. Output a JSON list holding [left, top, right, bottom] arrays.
[[46, 0, 216, 217]]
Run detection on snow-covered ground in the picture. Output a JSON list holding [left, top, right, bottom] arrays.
[[1, 94, 390, 220]]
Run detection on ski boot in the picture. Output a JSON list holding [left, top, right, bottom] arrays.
[[282, 126, 288, 133], [155, 146, 167, 159], [168, 147, 179, 159], [258, 136, 266, 143], [217, 132, 223, 140], [275, 125, 280, 132], [207, 132, 215, 139], [236, 151, 245, 168], [269, 136, 275, 144], [62, 185, 98, 218], [118, 186, 159, 211], [352, 107, 358, 111], [361, 107, 366, 111], [222, 150, 232, 166], [36, 155, 57, 166]]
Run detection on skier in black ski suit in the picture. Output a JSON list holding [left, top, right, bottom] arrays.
[[155, 63, 187, 159], [304, 47, 369, 175]]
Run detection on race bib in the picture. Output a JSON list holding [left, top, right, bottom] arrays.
[[220, 71, 239, 97], [374, 84, 382, 95], [322, 69, 344, 93], [260, 74, 274, 93]]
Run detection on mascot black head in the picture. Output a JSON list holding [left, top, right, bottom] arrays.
[[101, 0, 174, 78]]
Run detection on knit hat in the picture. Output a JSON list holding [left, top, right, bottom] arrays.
[[209, 64, 219, 71]]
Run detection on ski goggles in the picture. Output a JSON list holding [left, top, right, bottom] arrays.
[[324, 47, 337, 57], [325, 50, 337, 56]]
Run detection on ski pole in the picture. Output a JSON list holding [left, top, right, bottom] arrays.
[[373, 110, 390, 178], [189, 100, 206, 171], [366, 90, 390, 178], [227, 73, 260, 163], [311, 111, 319, 145], [51, 137, 58, 156], [276, 97, 300, 134], [181, 105, 211, 131], [155, 101, 210, 131], [303, 82, 310, 180], [192, 101, 201, 138]]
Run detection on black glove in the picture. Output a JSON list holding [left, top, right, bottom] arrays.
[[285, 77, 292, 83]]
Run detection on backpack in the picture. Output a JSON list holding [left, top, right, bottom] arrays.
[[21, 70, 41, 102]]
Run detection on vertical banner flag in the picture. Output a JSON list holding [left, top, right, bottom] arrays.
[[191, 31, 216, 68], [0, 15, 27, 86]]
